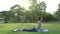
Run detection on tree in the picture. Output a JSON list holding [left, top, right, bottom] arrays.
[[9, 4, 25, 22], [54, 4, 60, 21], [10, 4, 25, 10], [28, 0, 47, 22], [43, 13, 55, 22], [2, 11, 9, 23], [0, 12, 3, 17], [29, 1, 47, 16]]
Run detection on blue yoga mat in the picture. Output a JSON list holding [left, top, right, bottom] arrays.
[[13, 29, 49, 32]]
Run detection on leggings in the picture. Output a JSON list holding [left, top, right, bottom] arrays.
[[23, 28, 37, 32]]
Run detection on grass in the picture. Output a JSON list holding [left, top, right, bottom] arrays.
[[0, 22, 60, 34]]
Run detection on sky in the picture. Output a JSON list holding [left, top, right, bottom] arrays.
[[0, 0, 60, 14], [40, 0, 60, 14]]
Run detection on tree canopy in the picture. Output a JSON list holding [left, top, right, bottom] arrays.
[[0, 0, 57, 23]]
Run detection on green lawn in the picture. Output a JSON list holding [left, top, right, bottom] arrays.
[[0, 22, 60, 34]]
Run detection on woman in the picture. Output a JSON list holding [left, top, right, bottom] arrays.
[[22, 16, 43, 32], [14, 16, 43, 32]]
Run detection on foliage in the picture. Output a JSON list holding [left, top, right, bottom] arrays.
[[43, 13, 55, 22], [2, 11, 9, 23], [54, 4, 60, 21], [0, 0, 57, 23]]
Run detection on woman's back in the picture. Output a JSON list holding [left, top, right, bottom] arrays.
[[36, 16, 43, 29]]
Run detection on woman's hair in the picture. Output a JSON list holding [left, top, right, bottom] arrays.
[[37, 16, 42, 21]]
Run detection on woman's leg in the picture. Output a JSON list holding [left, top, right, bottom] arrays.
[[22, 27, 37, 32]]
